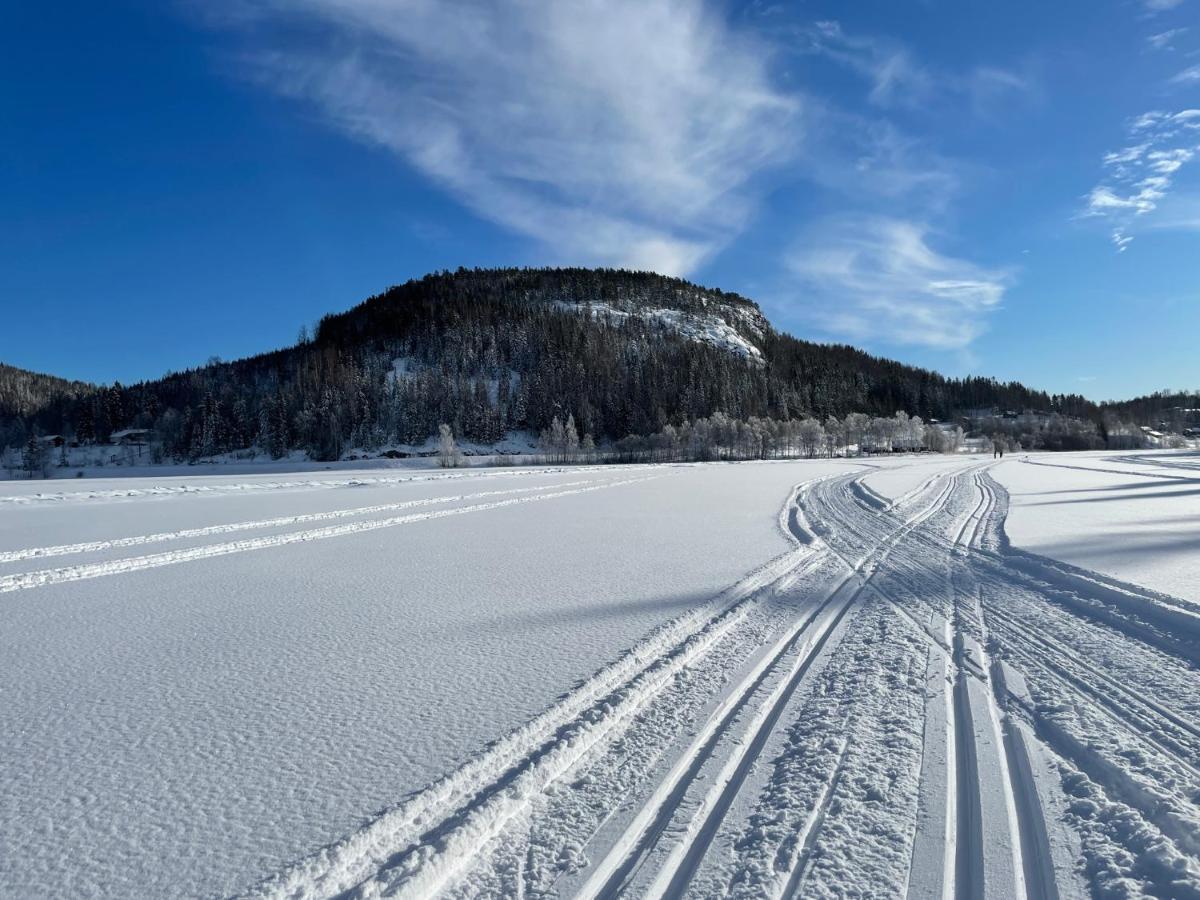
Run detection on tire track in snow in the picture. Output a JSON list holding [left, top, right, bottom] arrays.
[[0, 477, 655, 594]]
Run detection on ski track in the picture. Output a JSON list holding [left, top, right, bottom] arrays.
[[0, 476, 656, 594], [238, 472, 845, 900], [0, 465, 646, 506], [0, 477, 608, 564], [575, 470, 961, 900], [50, 453, 1194, 899]]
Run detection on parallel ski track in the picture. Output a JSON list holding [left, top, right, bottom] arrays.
[[780, 732, 852, 900], [0, 464, 652, 505], [950, 605, 986, 900], [969, 470, 1200, 897], [240, 473, 842, 900], [0, 477, 654, 593], [577, 469, 963, 900], [948, 475, 1028, 900], [774, 465, 985, 900], [815, 463, 1035, 900], [802, 467, 979, 660], [982, 609, 1200, 776], [0, 478, 609, 564], [232, 460, 1200, 900]]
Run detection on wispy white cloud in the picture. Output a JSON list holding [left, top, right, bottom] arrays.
[[800, 20, 932, 108], [1142, 0, 1186, 13], [1171, 64, 1200, 84], [1148, 27, 1189, 50], [204, 3, 1023, 352], [1082, 109, 1200, 249], [206, 0, 798, 276], [799, 108, 966, 210], [784, 216, 1009, 349], [798, 20, 1033, 115]]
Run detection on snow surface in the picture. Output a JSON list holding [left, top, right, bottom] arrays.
[[994, 450, 1200, 606], [0, 460, 851, 897], [860, 454, 966, 502], [3, 451, 1199, 899]]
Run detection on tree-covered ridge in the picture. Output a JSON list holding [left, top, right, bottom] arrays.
[[0, 363, 93, 421], [0, 267, 1108, 459], [1100, 390, 1200, 432]]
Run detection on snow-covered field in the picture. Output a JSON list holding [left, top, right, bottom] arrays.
[[996, 450, 1200, 606], [2, 453, 1199, 898]]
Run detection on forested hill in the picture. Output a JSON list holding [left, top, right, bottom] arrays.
[[1099, 390, 1200, 431], [0, 363, 93, 421], [1, 267, 1102, 459]]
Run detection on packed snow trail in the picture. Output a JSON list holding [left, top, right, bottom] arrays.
[[231, 460, 1200, 900]]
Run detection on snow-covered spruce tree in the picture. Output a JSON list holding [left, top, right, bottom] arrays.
[[540, 415, 568, 463], [437, 423, 463, 468]]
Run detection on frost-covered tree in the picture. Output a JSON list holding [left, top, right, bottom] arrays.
[[797, 418, 824, 458], [437, 423, 462, 468], [843, 413, 869, 456], [824, 415, 846, 457], [565, 413, 580, 460]]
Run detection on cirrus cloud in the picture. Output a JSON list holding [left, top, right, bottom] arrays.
[[783, 216, 1010, 349], [1083, 108, 1200, 250], [204, 0, 798, 277]]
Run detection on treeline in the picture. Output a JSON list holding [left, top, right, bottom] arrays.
[[535, 410, 963, 465], [1101, 390, 1200, 432], [0, 268, 1107, 461]]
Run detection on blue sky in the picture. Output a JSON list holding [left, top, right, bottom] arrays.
[[2, 1, 1198, 400]]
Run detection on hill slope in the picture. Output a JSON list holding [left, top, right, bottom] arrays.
[[1, 267, 1102, 459]]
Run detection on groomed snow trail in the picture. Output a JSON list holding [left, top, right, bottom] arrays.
[[230, 459, 1200, 899]]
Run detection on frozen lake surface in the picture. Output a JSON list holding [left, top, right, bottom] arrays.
[[3, 453, 1198, 898]]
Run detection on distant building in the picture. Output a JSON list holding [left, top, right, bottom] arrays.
[[110, 428, 151, 445], [964, 407, 997, 421]]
